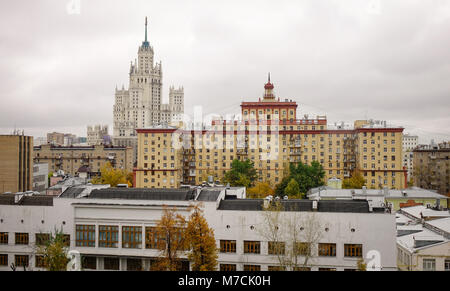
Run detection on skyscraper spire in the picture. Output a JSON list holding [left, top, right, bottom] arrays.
[[268, 72, 271, 83], [145, 17, 148, 43]]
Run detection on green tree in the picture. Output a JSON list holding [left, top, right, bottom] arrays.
[[185, 205, 218, 271], [223, 159, 258, 187], [36, 229, 70, 271], [275, 161, 325, 198], [342, 171, 366, 189], [91, 162, 132, 187], [284, 179, 300, 198]]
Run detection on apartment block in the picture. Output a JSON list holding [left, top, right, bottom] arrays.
[[0, 135, 33, 193], [413, 141, 450, 195], [135, 78, 406, 190], [403, 134, 419, 183], [33, 144, 134, 177]]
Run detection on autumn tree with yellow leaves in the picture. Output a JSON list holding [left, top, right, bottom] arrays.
[[185, 205, 218, 271], [247, 182, 275, 198], [91, 162, 132, 187], [152, 206, 188, 271]]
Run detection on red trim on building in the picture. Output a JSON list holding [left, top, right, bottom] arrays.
[[136, 128, 178, 134]]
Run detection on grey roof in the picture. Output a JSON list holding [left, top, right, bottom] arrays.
[[0, 194, 53, 206], [218, 199, 371, 213], [60, 187, 85, 198], [196, 189, 222, 202], [88, 188, 196, 201], [397, 229, 423, 237]]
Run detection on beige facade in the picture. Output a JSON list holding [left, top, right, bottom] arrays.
[[134, 127, 183, 188], [33, 144, 133, 176], [0, 135, 34, 193], [135, 80, 406, 190], [413, 142, 450, 195]]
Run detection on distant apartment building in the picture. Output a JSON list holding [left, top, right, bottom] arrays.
[[0, 187, 398, 271], [87, 125, 109, 146], [33, 144, 134, 177], [402, 134, 418, 183], [413, 141, 450, 195], [47, 132, 79, 146], [0, 134, 33, 193], [32, 163, 48, 194], [135, 78, 406, 190]]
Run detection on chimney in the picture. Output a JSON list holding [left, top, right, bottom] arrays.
[[312, 200, 318, 211], [383, 186, 389, 196], [362, 186, 367, 195]]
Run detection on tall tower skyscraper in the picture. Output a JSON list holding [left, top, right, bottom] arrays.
[[113, 17, 184, 162]]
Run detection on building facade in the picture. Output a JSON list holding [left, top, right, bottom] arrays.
[[32, 163, 48, 194], [135, 78, 406, 190], [0, 135, 33, 193], [87, 125, 109, 146], [0, 187, 398, 271], [33, 144, 134, 177], [413, 141, 450, 195], [402, 134, 418, 183], [113, 18, 184, 162]]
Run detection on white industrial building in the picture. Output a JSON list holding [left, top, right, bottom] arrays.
[[0, 186, 397, 271]]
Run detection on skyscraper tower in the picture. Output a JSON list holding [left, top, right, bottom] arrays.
[[113, 17, 184, 162]]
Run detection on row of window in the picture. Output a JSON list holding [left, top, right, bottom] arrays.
[[76, 225, 185, 250], [0, 233, 69, 246], [220, 240, 363, 257]]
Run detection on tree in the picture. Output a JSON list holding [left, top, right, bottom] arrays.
[[275, 161, 325, 198], [342, 171, 366, 189], [36, 229, 70, 271], [357, 258, 367, 271], [185, 205, 218, 271], [153, 206, 187, 271], [258, 200, 325, 270], [284, 179, 300, 198], [223, 159, 258, 187], [91, 162, 132, 187], [247, 182, 275, 198]]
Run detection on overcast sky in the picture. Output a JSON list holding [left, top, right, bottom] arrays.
[[0, 0, 449, 144]]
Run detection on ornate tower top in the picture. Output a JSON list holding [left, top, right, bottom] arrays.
[[263, 73, 275, 100]]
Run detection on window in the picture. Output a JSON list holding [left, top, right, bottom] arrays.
[[318, 243, 336, 257], [423, 259, 435, 271], [268, 265, 286, 271], [15, 255, 29, 267], [104, 257, 120, 270], [220, 240, 236, 253], [293, 267, 311, 271], [294, 242, 311, 256], [220, 264, 237, 271], [94, 225, 118, 247], [127, 258, 142, 271], [35, 233, 50, 246], [145, 227, 165, 249], [344, 244, 363, 257], [35, 255, 46, 268], [268, 242, 285, 255], [62, 234, 70, 247], [15, 233, 29, 245], [122, 226, 142, 249], [0, 254, 7, 266], [243, 264, 261, 271], [244, 241, 261, 254], [0, 233, 8, 244], [445, 260, 450, 271], [319, 267, 336, 271], [81, 256, 97, 270], [76, 225, 95, 247]]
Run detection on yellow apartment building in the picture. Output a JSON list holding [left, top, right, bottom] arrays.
[[134, 78, 406, 190], [0, 134, 34, 193]]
